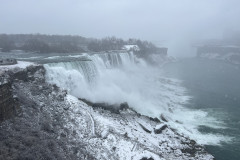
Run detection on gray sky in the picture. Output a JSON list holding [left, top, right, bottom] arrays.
[[1, 0, 240, 56]]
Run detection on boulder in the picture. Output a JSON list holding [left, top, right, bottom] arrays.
[[154, 124, 168, 134]]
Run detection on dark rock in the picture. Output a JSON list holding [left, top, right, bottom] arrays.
[[175, 120, 183, 124], [92, 103, 120, 114], [190, 140, 196, 145], [119, 102, 129, 110], [181, 148, 197, 157], [138, 123, 152, 134], [63, 105, 69, 110], [78, 98, 93, 106], [160, 114, 168, 122], [149, 117, 161, 123], [79, 98, 130, 114], [124, 132, 128, 138], [141, 157, 154, 160], [61, 133, 67, 138], [154, 124, 168, 134]]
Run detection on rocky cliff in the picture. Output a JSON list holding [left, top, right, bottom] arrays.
[[0, 62, 214, 160], [0, 77, 17, 122]]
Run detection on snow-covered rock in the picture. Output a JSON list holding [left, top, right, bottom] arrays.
[[0, 64, 215, 160], [0, 60, 35, 76]]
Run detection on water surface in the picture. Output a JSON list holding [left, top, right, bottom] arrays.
[[163, 58, 240, 160]]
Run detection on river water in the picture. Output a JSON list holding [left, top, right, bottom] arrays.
[[163, 58, 240, 160]]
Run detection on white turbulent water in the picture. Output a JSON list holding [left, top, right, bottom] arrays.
[[44, 52, 230, 145]]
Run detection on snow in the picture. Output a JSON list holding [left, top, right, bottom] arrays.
[[62, 95, 214, 160], [0, 61, 34, 73], [122, 45, 140, 51], [0, 61, 35, 77]]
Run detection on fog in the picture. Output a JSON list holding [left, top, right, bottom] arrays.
[[1, 0, 240, 56]]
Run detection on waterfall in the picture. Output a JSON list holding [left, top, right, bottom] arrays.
[[44, 51, 228, 145], [44, 52, 137, 99], [91, 52, 135, 68], [44, 51, 178, 114]]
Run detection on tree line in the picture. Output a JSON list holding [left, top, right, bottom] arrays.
[[0, 34, 87, 53], [0, 34, 164, 57]]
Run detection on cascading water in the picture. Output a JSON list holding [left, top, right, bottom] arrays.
[[44, 52, 140, 102], [44, 51, 230, 145]]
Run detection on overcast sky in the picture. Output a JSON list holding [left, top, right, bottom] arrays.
[[1, 0, 240, 56]]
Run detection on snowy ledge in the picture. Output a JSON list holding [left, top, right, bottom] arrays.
[[0, 61, 35, 70], [0, 61, 35, 75]]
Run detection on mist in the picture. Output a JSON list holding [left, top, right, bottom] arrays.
[[1, 0, 240, 56]]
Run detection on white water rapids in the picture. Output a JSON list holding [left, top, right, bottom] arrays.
[[44, 52, 230, 145]]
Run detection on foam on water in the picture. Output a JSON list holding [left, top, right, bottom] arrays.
[[44, 52, 231, 145]]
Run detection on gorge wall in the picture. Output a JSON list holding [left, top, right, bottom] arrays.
[[0, 77, 17, 122]]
